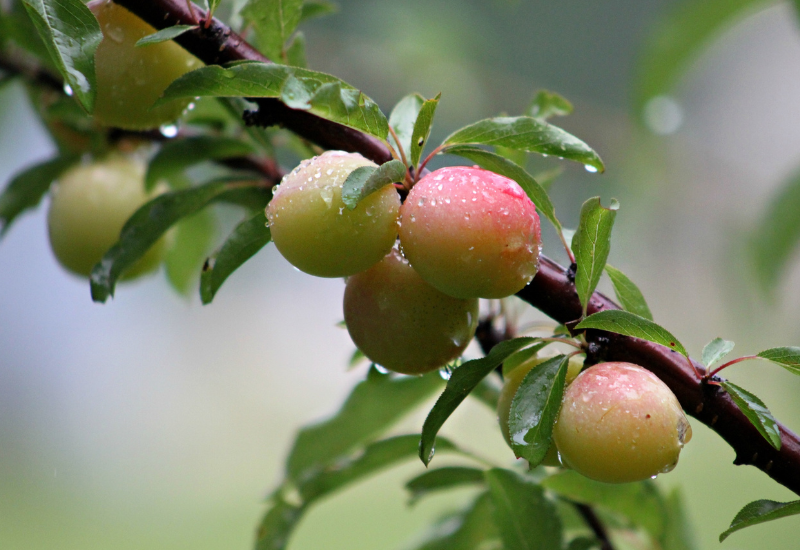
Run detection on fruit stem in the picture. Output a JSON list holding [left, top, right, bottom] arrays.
[[707, 355, 758, 379], [557, 228, 575, 264]]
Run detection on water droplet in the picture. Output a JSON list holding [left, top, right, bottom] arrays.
[[374, 364, 390, 374], [584, 164, 598, 173], [650, 475, 658, 480], [159, 124, 179, 138], [439, 368, 452, 380], [319, 186, 334, 208], [63, 84, 73, 96], [106, 24, 125, 43], [643, 95, 684, 135]]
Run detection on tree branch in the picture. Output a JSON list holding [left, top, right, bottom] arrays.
[[116, 0, 800, 497]]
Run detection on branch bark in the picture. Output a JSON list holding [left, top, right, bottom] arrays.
[[116, 0, 800, 497]]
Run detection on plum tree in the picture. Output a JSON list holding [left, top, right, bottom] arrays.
[[266, 151, 401, 277], [47, 155, 165, 279], [89, 0, 203, 130], [553, 362, 693, 483], [343, 249, 478, 375], [399, 166, 541, 299]]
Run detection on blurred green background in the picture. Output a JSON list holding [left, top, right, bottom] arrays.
[[3, 0, 800, 548]]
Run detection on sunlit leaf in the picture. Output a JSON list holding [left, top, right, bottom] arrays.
[[719, 499, 800, 542], [341, 159, 406, 209], [701, 338, 735, 368], [135, 25, 197, 47], [720, 381, 781, 450], [242, 0, 303, 61], [572, 197, 618, 316], [388, 93, 425, 162], [604, 264, 653, 321], [757, 346, 800, 375], [527, 90, 573, 120], [200, 211, 272, 304], [406, 466, 486, 504], [21, 0, 101, 111], [443, 116, 604, 173], [409, 94, 440, 168], [575, 310, 688, 357]]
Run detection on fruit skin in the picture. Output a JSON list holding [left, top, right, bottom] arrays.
[[343, 249, 478, 375], [497, 353, 584, 466], [89, 1, 203, 130], [47, 155, 165, 279], [267, 151, 401, 278], [398, 166, 541, 299], [553, 362, 692, 484]]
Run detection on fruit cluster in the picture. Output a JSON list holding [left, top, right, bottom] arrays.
[[266, 151, 542, 374]]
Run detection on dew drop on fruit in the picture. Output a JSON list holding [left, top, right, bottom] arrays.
[[106, 24, 125, 43]]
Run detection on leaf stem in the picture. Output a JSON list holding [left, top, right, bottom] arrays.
[[416, 144, 446, 180], [557, 228, 575, 264], [708, 355, 759, 379], [573, 502, 615, 550]]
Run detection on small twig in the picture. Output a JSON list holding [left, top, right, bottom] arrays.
[[707, 355, 758, 378], [416, 144, 445, 180], [573, 502, 615, 550]]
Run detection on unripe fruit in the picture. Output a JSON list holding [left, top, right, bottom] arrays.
[[47, 155, 165, 279], [553, 362, 692, 483], [267, 151, 401, 278], [343, 249, 478, 375], [497, 354, 584, 466], [399, 166, 541, 299], [89, 1, 203, 130]]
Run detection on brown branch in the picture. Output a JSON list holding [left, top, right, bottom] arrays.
[[116, 0, 800, 497]]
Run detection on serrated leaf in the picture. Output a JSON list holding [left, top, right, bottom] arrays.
[[341, 159, 405, 209], [701, 338, 735, 368], [419, 337, 536, 466], [297, 434, 461, 502], [663, 488, 698, 550], [635, 0, 767, 113], [542, 470, 666, 541], [388, 93, 425, 162], [0, 154, 76, 236], [287, 368, 443, 481], [21, 0, 101, 111], [135, 25, 197, 47], [576, 310, 688, 357], [205, 0, 222, 16], [409, 94, 440, 168], [159, 62, 388, 140], [443, 116, 604, 173], [299, 0, 338, 22], [719, 499, 800, 542], [406, 466, 486, 504], [485, 468, 562, 550], [165, 209, 216, 295], [469, 378, 501, 410], [90, 180, 255, 303], [527, 90, 573, 120], [502, 342, 548, 378], [508, 355, 569, 466], [254, 496, 304, 550], [572, 197, 619, 316], [242, 0, 303, 61], [604, 264, 653, 321], [720, 381, 781, 450], [751, 168, 800, 293], [146, 136, 256, 190], [757, 346, 800, 375], [285, 31, 306, 67], [408, 492, 499, 550], [443, 146, 560, 233], [4, 2, 54, 65], [534, 167, 563, 191], [200, 211, 271, 304]]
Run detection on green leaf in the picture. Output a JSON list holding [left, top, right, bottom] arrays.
[[502, 342, 548, 378], [527, 90, 573, 120], [299, 0, 338, 23], [701, 338, 735, 368], [21, 0, 101, 112], [164, 209, 216, 295], [341, 159, 406, 210], [297, 434, 461, 502], [542, 470, 666, 541], [757, 346, 800, 375], [566, 538, 600, 550], [241, 0, 303, 61], [419, 337, 537, 466], [0, 154, 76, 236], [662, 488, 699, 550], [409, 492, 499, 550], [200, 211, 271, 304], [572, 197, 619, 316], [443, 116, 604, 173], [406, 466, 486, 504], [287, 368, 443, 482], [576, 310, 688, 357], [719, 499, 800, 542], [253, 496, 304, 550], [534, 167, 563, 191], [508, 355, 569, 467], [146, 136, 256, 190], [159, 62, 388, 140], [409, 94, 440, 168], [469, 378, 501, 410], [3, 2, 54, 65], [135, 25, 197, 47], [90, 180, 252, 303], [751, 168, 800, 293], [285, 31, 307, 68], [485, 468, 562, 550], [205, 0, 222, 17], [635, 0, 769, 113], [388, 93, 425, 162], [604, 264, 653, 321], [443, 146, 560, 233], [720, 381, 781, 450]]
